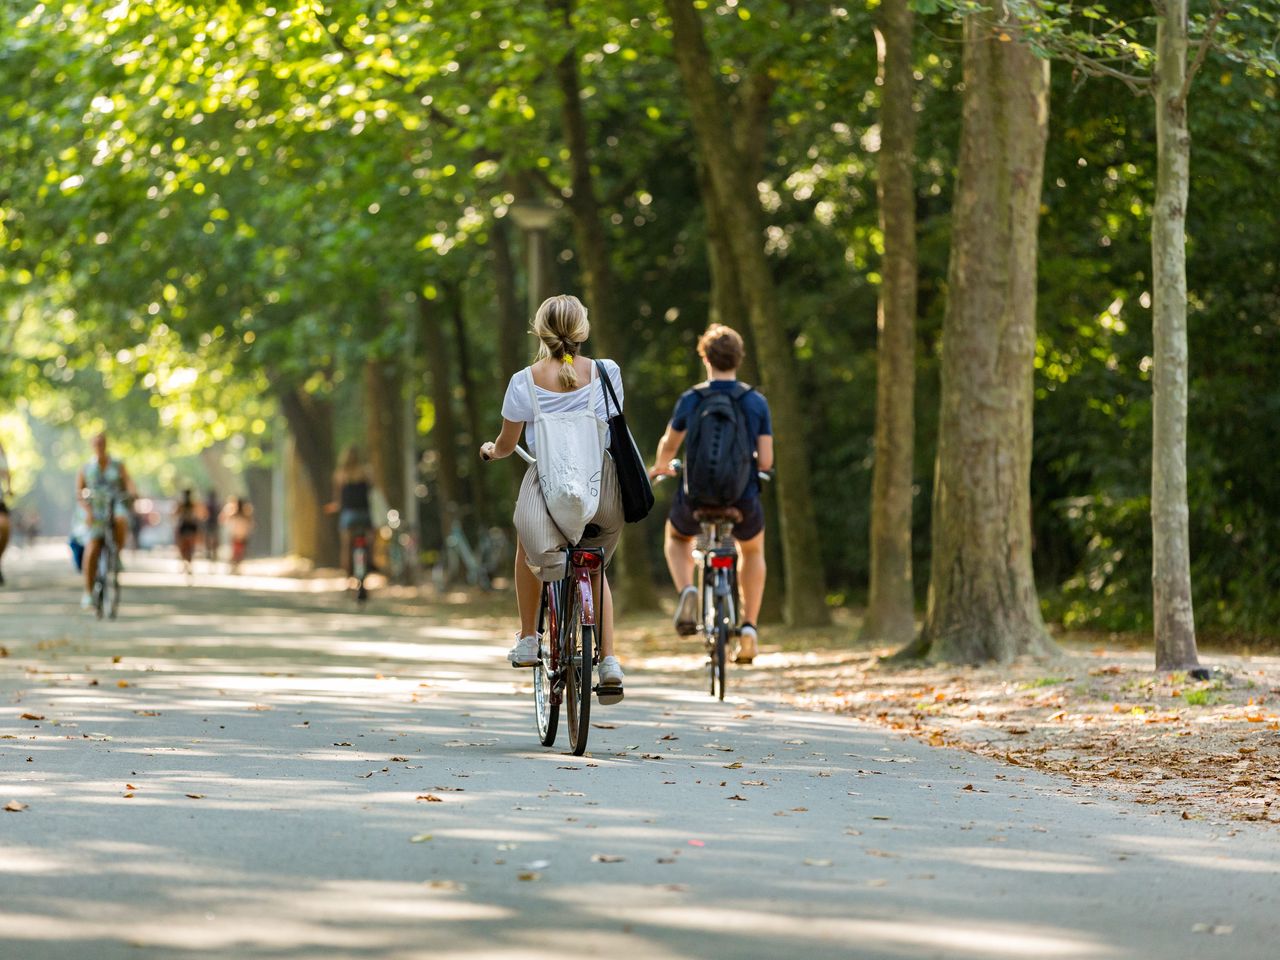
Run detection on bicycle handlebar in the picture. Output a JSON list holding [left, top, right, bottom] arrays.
[[481, 444, 536, 465], [654, 459, 772, 484]]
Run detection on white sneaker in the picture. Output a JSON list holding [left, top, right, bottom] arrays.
[[507, 634, 539, 668], [735, 625, 758, 664], [80, 592, 92, 610], [597, 656, 625, 704], [673, 585, 699, 636]]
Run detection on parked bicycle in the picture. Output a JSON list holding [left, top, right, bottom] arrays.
[[485, 445, 602, 756], [657, 460, 771, 701]]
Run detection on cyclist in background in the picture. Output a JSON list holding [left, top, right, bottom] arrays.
[[649, 324, 773, 663], [326, 446, 373, 580], [174, 489, 202, 576], [0, 436, 12, 586], [76, 432, 136, 609], [203, 488, 221, 561], [221, 496, 254, 573]]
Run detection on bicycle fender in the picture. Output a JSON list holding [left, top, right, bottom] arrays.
[[575, 570, 596, 627]]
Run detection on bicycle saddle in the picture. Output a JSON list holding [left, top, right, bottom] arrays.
[[693, 506, 743, 524]]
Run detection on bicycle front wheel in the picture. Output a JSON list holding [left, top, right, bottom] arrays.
[[106, 562, 120, 620], [564, 598, 592, 756]]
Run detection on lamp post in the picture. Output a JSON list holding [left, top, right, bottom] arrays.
[[508, 199, 558, 316]]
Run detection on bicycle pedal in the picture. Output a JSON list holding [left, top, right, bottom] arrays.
[[596, 684, 625, 706], [675, 624, 699, 636]]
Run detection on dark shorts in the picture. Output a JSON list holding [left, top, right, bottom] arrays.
[[668, 487, 764, 542]]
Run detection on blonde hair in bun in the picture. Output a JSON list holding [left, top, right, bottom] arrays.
[[533, 294, 590, 389]]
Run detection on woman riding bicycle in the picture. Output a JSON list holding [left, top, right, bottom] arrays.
[[174, 488, 201, 576], [326, 446, 373, 580], [479, 294, 626, 703]]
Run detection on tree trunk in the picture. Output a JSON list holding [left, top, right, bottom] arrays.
[[1151, 1, 1200, 671], [492, 216, 527, 383], [277, 385, 339, 567], [418, 297, 464, 535], [862, 0, 918, 647], [447, 281, 489, 526], [363, 357, 406, 514], [664, 0, 830, 627], [910, 15, 1053, 663], [552, 0, 658, 612]]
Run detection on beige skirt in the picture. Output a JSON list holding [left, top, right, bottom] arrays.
[[514, 454, 623, 581]]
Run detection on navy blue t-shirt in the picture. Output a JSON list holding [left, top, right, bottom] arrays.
[[671, 381, 772, 498]]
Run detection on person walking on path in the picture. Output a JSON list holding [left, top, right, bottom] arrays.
[[649, 324, 774, 663], [76, 432, 136, 609], [480, 294, 626, 703]]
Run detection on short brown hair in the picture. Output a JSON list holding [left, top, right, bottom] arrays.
[[697, 324, 744, 372]]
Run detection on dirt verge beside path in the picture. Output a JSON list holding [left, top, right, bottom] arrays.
[[621, 614, 1280, 826]]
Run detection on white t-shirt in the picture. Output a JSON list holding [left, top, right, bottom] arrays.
[[501, 360, 624, 456]]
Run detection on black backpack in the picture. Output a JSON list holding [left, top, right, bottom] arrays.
[[683, 382, 755, 508]]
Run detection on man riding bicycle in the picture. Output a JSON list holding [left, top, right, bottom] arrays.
[[649, 324, 773, 663], [76, 432, 136, 609]]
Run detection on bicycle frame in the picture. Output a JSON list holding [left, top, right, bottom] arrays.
[[537, 546, 602, 707]]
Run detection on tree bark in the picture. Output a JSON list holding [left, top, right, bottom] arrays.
[[363, 357, 406, 514], [862, 0, 918, 647], [418, 297, 464, 536], [664, 0, 830, 626], [491, 216, 527, 383], [552, 0, 658, 612], [910, 15, 1054, 663], [277, 385, 339, 567], [447, 281, 489, 526], [1151, 1, 1200, 670]]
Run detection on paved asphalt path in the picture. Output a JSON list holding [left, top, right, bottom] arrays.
[[3, 543, 1279, 960]]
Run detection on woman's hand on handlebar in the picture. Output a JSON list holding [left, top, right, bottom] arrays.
[[480, 441, 499, 462]]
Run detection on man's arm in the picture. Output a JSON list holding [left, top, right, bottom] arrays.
[[649, 424, 686, 479], [755, 434, 774, 473]]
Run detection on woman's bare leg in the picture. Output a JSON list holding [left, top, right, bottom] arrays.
[[514, 540, 540, 637], [590, 570, 616, 659]]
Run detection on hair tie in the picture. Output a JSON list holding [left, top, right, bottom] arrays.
[[561, 355, 574, 365]]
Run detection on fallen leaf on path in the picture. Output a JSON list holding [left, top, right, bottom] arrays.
[[659, 733, 679, 741], [591, 854, 626, 863], [865, 848, 897, 858], [185, 794, 205, 799], [425, 880, 465, 891], [126, 783, 138, 790], [116, 680, 130, 688], [871, 815, 891, 821], [706, 744, 735, 752], [741, 780, 766, 786], [517, 872, 542, 881], [389, 756, 408, 762], [417, 795, 444, 803], [4, 801, 28, 812], [723, 761, 743, 769], [431, 786, 465, 792], [591, 723, 616, 730], [334, 742, 352, 747], [410, 834, 433, 843], [804, 858, 833, 867], [657, 857, 676, 864], [784, 739, 806, 745], [792, 807, 808, 813], [133, 711, 161, 717], [356, 772, 373, 779], [19, 713, 44, 721], [247, 703, 273, 711], [641, 754, 664, 760], [727, 795, 748, 801]]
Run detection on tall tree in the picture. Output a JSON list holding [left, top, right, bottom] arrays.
[[907, 13, 1054, 663], [1149, 0, 1199, 670], [549, 0, 658, 611], [861, 0, 918, 646], [663, 0, 830, 626]]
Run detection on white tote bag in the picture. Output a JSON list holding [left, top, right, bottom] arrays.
[[526, 366, 606, 545]]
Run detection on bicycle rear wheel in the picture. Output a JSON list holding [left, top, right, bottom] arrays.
[[106, 561, 120, 620], [564, 593, 592, 756], [534, 585, 559, 746], [713, 595, 730, 701]]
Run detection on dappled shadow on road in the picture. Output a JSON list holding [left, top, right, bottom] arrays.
[[3, 552, 1279, 958]]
